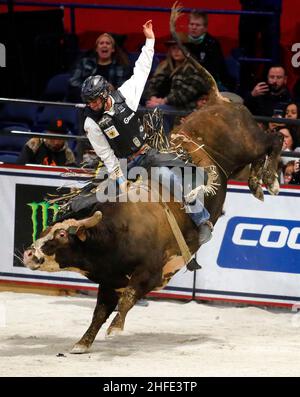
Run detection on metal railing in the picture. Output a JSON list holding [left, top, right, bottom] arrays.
[[1, 97, 300, 158]]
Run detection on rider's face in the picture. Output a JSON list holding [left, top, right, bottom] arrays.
[[88, 97, 104, 112]]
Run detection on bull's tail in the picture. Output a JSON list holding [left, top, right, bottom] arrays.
[[170, 2, 228, 104]]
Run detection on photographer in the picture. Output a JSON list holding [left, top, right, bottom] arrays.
[[244, 65, 292, 116]]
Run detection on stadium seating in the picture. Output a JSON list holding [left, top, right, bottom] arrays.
[[42, 73, 71, 101], [33, 105, 79, 134], [0, 103, 39, 130]]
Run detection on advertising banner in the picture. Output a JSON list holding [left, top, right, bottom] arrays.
[[0, 165, 194, 299], [195, 183, 300, 306], [1, 165, 300, 305]]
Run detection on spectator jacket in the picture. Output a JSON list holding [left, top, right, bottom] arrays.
[[69, 55, 131, 90], [17, 138, 76, 166], [145, 58, 208, 111], [187, 33, 228, 86], [244, 87, 292, 117]]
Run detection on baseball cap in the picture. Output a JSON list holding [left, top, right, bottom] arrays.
[[46, 119, 68, 133]]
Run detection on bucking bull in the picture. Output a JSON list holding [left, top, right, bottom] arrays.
[[22, 4, 283, 354]]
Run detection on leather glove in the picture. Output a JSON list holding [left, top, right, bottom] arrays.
[[118, 176, 130, 193]]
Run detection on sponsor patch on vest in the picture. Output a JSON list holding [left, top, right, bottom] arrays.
[[124, 112, 135, 124], [104, 125, 120, 139], [133, 137, 141, 147]]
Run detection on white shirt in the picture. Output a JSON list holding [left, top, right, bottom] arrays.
[[84, 38, 155, 176]]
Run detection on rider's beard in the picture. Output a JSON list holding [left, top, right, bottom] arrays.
[[89, 103, 106, 120]]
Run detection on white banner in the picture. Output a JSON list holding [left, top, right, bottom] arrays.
[[0, 165, 194, 299], [1, 164, 300, 305], [196, 182, 300, 306]]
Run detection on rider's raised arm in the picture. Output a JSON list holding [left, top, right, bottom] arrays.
[[119, 20, 155, 111]]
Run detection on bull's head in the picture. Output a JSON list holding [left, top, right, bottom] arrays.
[[23, 211, 102, 273]]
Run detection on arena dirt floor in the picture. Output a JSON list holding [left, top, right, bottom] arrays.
[[0, 291, 300, 377]]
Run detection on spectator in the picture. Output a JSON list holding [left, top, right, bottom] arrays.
[[284, 102, 300, 147], [17, 119, 76, 166], [244, 65, 292, 117], [178, 93, 209, 125], [285, 102, 299, 120], [268, 111, 283, 132], [281, 160, 300, 185], [291, 159, 300, 184], [282, 160, 295, 184], [187, 10, 229, 89], [279, 127, 300, 152], [67, 33, 131, 102], [144, 34, 209, 131]]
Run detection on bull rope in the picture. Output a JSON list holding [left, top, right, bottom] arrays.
[[170, 131, 230, 179]]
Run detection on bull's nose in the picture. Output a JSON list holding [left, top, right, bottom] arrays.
[[23, 249, 33, 263], [23, 250, 44, 266], [37, 257, 45, 265]]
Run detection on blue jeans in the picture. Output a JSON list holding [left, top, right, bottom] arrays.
[[127, 153, 210, 227]]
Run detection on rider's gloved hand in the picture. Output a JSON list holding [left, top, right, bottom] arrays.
[[117, 176, 130, 193]]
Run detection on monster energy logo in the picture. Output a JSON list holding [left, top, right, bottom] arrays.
[[27, 201, 60, 241]]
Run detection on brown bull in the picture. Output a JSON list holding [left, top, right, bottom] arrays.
[[22, 4, 283, 354], [169, 2, 283, 224]]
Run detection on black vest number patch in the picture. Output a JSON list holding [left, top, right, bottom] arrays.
[[104, 125, 120, 139]]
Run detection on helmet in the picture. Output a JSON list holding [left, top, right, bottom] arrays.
[[81, 75, 110, 103]]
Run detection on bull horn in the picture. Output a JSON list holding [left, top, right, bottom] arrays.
[[76, 211, 102, 229]]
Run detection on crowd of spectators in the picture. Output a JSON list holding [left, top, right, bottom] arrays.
[[1, 3, 300, 185]]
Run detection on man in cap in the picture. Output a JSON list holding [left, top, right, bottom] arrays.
[[17, 119, 76, 166]]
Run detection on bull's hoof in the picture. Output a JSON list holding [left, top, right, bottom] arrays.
[[250, 185, 264, 202], [248, 178, 264, 202], [70, 343, 90, 354], [106, 326, 123, 338], [266, 179, 280, 196]]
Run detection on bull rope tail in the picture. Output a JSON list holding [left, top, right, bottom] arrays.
[[143, 107, 171, 152], [126, 180, 193, 264], [170, 2, 228, 103], [184, 165, 220, 204], [161, 201, 192, 264]]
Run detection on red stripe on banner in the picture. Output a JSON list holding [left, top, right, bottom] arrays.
[[148, 291, 192, 300], [0, 280, 297, 307], [0, 163, 89, 174], [0, 279, 98, 291], [195, 295, 295, 309], [0, 279, 191, 300]]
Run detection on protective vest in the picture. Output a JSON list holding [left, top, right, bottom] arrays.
[[85, 90, 147, 158]]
